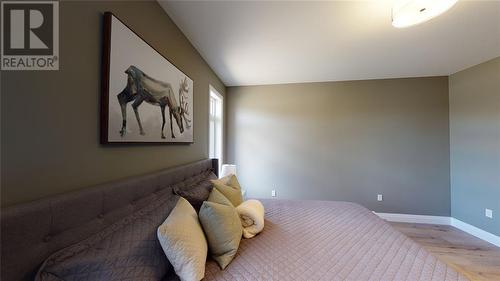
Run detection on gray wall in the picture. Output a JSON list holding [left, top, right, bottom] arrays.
[[226, 77, 451, 216], [1, 1, 225, 206], [450, 57, 500, 236]]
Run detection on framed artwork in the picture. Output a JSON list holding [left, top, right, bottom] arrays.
[[101, 12, 193, 144]]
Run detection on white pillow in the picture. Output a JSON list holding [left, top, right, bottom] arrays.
[[157, 197, 207, 281]]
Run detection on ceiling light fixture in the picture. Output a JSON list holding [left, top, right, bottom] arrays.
[[392, 0, 458, 28]]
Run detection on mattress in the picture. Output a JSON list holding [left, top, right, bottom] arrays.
[[204, 199, 468, 281]]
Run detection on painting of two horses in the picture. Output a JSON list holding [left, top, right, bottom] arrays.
[[101, 12, 193, 143]]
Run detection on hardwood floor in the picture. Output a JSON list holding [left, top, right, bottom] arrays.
[[390, 222, 500, 281]]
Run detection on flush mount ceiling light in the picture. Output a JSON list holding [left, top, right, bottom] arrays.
[[392, 0, 458, 28]]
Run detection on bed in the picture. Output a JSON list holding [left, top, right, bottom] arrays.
[[0, 159, 468, 281], [205, 199, 468, 281]]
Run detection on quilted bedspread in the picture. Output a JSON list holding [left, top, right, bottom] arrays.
[[204, 199, 469, 281]]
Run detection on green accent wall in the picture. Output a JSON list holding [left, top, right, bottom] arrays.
[[226, 77, 451, 216], [450, 57, 500, 236], [1, 1, 225, 206]]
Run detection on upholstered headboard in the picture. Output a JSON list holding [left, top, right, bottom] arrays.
[[0, 159, 218, 281]]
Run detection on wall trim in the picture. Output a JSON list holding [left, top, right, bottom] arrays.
[[450, 218, 500, 247], [374, 212, 500, 247]]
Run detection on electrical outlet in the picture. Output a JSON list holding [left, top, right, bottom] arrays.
[[271, 190, 276, 197], [485, 208, 493, 219], [377, 194, 383, 202]]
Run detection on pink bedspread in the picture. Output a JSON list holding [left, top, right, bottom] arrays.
[[204, 199, 468, 281]]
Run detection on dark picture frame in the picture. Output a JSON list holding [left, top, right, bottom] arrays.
[[101, 12, 194, 144]]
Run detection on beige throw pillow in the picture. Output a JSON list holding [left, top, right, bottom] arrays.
[[199, 189, 242, 269], [157, 197, 207, 281], [211, 174, 243, 207]]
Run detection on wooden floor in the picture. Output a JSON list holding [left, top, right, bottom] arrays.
[[391, 222, 500, 281]]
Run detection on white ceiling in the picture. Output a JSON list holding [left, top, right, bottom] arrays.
[[159, 1, 500, 86]]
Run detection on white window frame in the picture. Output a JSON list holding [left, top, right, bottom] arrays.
[[209, 85, 223, 172]]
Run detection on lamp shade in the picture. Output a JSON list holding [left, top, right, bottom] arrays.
[[392, 0, 458, 28], [220, 164, 237, 178]]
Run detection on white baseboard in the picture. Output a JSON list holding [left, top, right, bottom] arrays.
[[374, 212, 500, 248], [450, 218, 500, 247], [374, 212, 451, 225]]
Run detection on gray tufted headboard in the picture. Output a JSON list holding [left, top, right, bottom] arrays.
[[0, 159, 218, 281]]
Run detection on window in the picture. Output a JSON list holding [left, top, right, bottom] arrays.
[[209, 86, 223, 171]]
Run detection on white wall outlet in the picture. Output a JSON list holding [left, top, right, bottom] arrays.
[[485, 208, 493, 219], [377, 194, 383, 202], [271, 189, 276, 197]]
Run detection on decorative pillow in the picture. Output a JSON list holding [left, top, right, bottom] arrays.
[[207, 186, 233, 205], [35, 193, 179, 281], [157, 197, 208, 281], [199, 189, 242, 269], [173, 181, 212, 211], [173, 171, 217, 211], [211, 174, 243, 207]]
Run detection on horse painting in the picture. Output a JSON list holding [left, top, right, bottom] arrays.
[[117, 65, 192, 139]]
